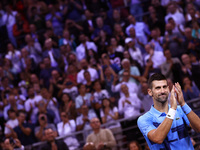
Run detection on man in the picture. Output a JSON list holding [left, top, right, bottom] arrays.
[[86, 117, 116, 150], [137, 73, 200, 150], [39, 128, 69, 150]]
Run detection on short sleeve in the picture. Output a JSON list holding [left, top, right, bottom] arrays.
[[113, 107, 118, 113], [137, 114, 157, 137]]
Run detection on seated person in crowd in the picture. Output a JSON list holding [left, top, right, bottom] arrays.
[[86, 117, 116, 150], [39, 128, 69, 150], [34, 113, 57, 141]]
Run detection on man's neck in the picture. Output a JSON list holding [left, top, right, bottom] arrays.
[[154, 101, 169, 114], [94, 128, 100, 134]]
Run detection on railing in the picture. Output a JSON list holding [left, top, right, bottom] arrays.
[[26, 97, 200, 150]]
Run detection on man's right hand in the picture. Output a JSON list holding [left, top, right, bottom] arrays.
[[170, 85, 177, 110]]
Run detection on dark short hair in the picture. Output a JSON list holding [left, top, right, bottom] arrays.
[[148, 73, 166, 89]]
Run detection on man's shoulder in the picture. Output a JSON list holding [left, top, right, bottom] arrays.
[[137, 111, 153, 125]]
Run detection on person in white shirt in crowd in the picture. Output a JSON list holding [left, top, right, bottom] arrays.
[[24, 87, 42, 122], [2, 4, 17, 47], [77, 59, 99, 84], [42, 38, 61, 67], [76, 105, 97, 140], [3, 94, 24, 121], [165, 2, 185, 27], [118, 58, 141, 84], [76, 33, 97, 61], [112, 71, 139, 97], [125, 37, 144, 68], [4, 109, 18, 138], [62, 79, 79, 101], [57, 111, 79, 150], [126, 15, 150, 45], [41, 88, 60, 124], [144, 44, 166, 69], [75, 84, 92, 113], [149, 28, 164, 52], [118, 84, 142, 142], [24, 34, 42, 64], [5, 43, 21, 75], [118, 84, 142, 119]]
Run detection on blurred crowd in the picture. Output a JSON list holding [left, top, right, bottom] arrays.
[[0, 0, 200, 149]]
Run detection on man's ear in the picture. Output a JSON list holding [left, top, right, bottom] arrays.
[[148, 88, 152, 97]]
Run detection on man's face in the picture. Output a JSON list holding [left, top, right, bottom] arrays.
[[90, 118, 101, 130], [148, 80, 169, 104], [45, 128, 55, 142]]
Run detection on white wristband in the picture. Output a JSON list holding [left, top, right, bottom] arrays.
[[166, 108, 176, 120]]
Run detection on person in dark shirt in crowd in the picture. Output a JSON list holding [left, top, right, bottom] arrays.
[[39, 128, 69, 150], [12, 110, 36, 146]]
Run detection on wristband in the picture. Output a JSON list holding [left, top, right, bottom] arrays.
[[181, 103, 192, 115], [166, 108, 176, 120]]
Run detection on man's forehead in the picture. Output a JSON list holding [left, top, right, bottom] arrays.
[[152, 80, 168, 87]]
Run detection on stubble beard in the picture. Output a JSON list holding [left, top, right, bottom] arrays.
[[156, 94, 169, 104]]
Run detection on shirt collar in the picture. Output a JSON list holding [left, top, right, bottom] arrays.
[[150, 105, 170, 118]]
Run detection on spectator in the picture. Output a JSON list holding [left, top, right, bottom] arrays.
[[129, 140, 142, 150], [77, 59, 98, 84], [125, 37, 143, 68], [126, 15, 149, 45], [165, 2, 185, 26], [3, 137, 24, 150], [83, 142, 96, 150], [34, 113, 57, 141], [76, 33, 97, 61], [113, 23, 126, 46], [24, 87, 42, 123], [144, 44, 166, 69], [13, 13, 30, 48], [5, 43, 21, 75], [45, 4, 63, 36], [42, 38, 61, 68], [59, 93, 77, 120], [24, 34, 42, 64], [92, 16, 112, 40], [129, 0, 143, 21], [75, 84, 92, 113], [163, 23, 184, 58], [57, 111, 79, 150], [4, 109, 18, 138], [41, 88, 60, 124], [160, 49, 183, 84], [39, 128, 69, 150], [86, 117, 116, 150], [82, 9, 95, 36], [3, 94, 24, 121], [118, 58, 140, 84], [12, 110, 35, 146], [76, 105, 97, 140], [39, 57, 60, 88], [84, 70, 93, 93]]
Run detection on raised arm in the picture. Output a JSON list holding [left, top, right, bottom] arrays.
[[175, 82, 200, 133]]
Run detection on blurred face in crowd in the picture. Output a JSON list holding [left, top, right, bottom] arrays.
[[18, 112, 26, 123], [96, 17, 104, 28], [8, 95, 16, 106], [30, 74, 39, 84], [30, 24, 36, 33], [21, 48, 29, 58], [25, 34, 32, 43], [61, 93, 70, 103], [45, 38, 53, 49], [90, 118, 101, 131], [114, 24, 122, 33], [51, 70, 59, 80], [181, 54, 190, 65], [168, 4, 176, 14], [129, 141, 140, 150], [129, 27, 136, 37], [184, 28, 192, 39], [44, 128, 56, 142], [79, 34, 86, 43], [165, 23, 173, 33], [128, 15, 136, 24], [164, 50, 172, 60], [63, 30, 70, 39], [81, 105, 89, 115], [122, 71, 130, 82], [121, 84, 129, 95], [7, 43, 14, 52], [28, 88, 35, 98], [123, 51, 130, 59], [113, 9, 120, 20], [93, 81, 101, 91], [80, 59, 88, 70], [60, 112, 69, 123], [102, 98, 110, 107], [122, 60, 130, 70], [84, 71, 91, 82], [43, 57, 51, 68], [79, 84, 86, 94]]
